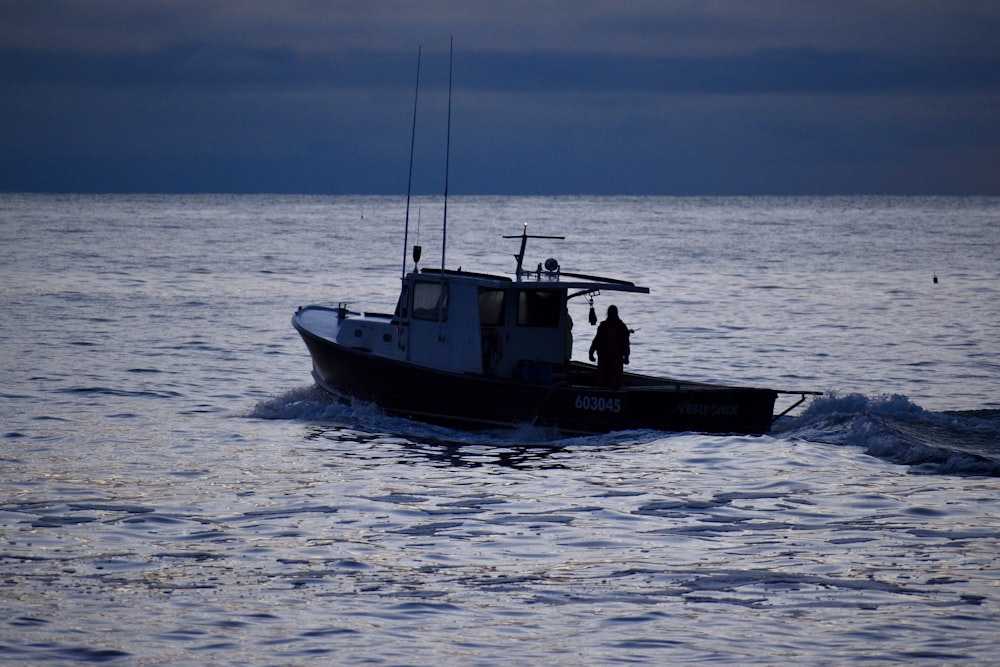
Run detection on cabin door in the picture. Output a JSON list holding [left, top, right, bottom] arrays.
[[478, 288, 506, 376]]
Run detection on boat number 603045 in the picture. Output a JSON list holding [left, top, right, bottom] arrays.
[[574, 395, 622, 413]]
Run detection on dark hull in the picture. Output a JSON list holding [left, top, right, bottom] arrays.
[[294, 325, 778, 435]]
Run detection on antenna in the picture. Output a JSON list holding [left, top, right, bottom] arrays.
[[440, 37, 454, 279], [402, 46, 421, 281]]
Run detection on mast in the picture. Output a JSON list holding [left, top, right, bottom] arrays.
[[503, 224, 565, 280], [402, 46, 422, 281]]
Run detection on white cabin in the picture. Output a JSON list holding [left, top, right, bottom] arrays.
[[327, 267, 582, 383]]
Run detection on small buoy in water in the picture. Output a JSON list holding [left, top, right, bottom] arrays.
[[933, 273, 938, 283]]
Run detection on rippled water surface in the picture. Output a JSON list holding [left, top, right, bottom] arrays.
[[1, 195, 998, 664]]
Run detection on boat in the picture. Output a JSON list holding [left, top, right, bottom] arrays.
[[291, 44, 819, 435], [292, 225, 819, 435]]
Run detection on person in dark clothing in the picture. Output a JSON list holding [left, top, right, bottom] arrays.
[[588, 305, 630, 388]]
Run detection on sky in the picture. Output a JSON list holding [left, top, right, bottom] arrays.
[[2, 0, 999, 195]]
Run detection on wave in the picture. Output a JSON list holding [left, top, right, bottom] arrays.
[[55, 386, 182, 399], [249, 387, 1000, 476], [776, 393, 1000, 477], [245, 385, 353, 422], [246, 386, 653, 449]]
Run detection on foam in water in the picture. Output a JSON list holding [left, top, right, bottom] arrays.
[[250, 387, 1000, 475], [246, 385, 349, 421], [249, 387, 670, 450], [778, 392, 1000, 476]]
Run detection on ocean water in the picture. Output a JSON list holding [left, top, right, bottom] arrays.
[[1, 193, 998, 665]]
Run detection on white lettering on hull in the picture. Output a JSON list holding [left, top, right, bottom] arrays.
[[574, 395, 622, 413], [679, 403, 738, 416]]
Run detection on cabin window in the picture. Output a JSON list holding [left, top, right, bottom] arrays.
[[517, 290, 560, 327], [413, 281, 448, 321], [478, 289, 506, 326]]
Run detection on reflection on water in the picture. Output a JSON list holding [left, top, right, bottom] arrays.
[[303, 423, 574, 469]]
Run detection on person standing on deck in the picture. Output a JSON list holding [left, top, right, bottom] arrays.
[[589, 305, 630, 388]]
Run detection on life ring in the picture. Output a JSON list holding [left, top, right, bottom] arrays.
[[481, 328, 504, 373]]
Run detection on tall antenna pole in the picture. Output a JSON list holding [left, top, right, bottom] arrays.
[[402, 46, 421, 281], [440, 37, 453, 278]]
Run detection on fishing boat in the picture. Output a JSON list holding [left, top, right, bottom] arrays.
[[292, 224, 819, 435], [291, 44, 819, 435]]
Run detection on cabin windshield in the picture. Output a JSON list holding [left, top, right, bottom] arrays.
[[517, 289, 560, 327]]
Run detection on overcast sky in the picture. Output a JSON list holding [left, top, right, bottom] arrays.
[[2, 0, 999, 194]]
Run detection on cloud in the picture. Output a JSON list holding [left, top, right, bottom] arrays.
[[5, 43, 998, 96], [1, 0, 999, 194], [4, 0, 1000, 57]]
